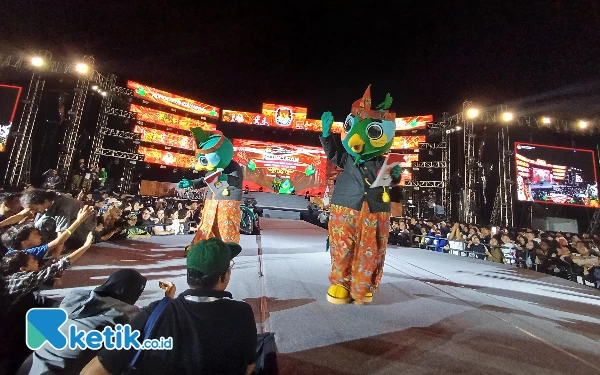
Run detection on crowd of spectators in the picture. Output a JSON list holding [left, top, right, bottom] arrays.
[[388, 217, 600, 289], [0, 186, 209, 374]]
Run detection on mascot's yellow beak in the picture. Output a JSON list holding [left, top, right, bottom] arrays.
[[348, 134, 365, 154], [195, 162, 214, 171]]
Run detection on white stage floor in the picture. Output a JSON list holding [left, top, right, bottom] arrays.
[[42, 219, 600, 374]]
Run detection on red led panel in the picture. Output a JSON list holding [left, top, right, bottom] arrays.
[[138, 146, 197, 168], [130, 104, 216, 132], [127, 80, 219, 118], [391, 135, 426, 150], [133, 125, 195, 150]]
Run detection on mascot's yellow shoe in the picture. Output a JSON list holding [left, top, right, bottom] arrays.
[[326, 284, 351, 305], [364, 292, 373, 303]]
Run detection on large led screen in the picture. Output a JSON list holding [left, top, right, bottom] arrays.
[[222, 110, 265, 125], [127, 80, 219, 118], [261, 103, 308, 128], [233, 139, 327, 195], [133, 125, 195, 150], [0, 84, 22, 152], [391, 135, 426, 150], [130, 104, 216, 132], [515, 143, 598, 207], [395, 115, 433, 131], [303, 119, 344, 133], [397, 153, 419, 167], [137, 146, 197, 168]]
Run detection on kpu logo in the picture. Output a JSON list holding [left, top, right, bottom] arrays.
[[26, 308, 173, 351]]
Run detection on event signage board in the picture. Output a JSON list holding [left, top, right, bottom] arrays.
[[130, 104, 216, 132], [127, 80, 219, 119], [394, 115, 433, 131], [137, 146, 197, 168], [390, 135, 427, 150], [133, 125, 195, 150]]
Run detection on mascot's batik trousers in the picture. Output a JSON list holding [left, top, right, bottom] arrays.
[[320, 85, 401, 305], [179, 128, 243, 252]]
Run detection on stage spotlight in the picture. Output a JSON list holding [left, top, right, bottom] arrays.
[[100, 91, 107, 97], [75, 63, 89, 74], [466, 108, 479, 119], [31, 57, 44, 67], [579, 120, 588, 129], [455, 126, 461, 130], [542, 117, 551, 124], [91, 85, 99, 91], [502, 112, 514, 122]]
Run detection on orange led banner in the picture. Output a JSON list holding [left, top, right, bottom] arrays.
[[302, 119, 344, 134], [127, 80, 219, 118], [138, 146, 197, 168], [395, 115, 433, 131], [262, 103, 307, 128], [222, 110, 266, 125], [397, 153, 419, 167], [391, 135, 426, 149], [130, 104, 216, 132], [399, 169, 413, 186], [133, 125, 195, 150]]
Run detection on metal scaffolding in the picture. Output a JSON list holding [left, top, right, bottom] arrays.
[[462, 101, 478, 223], [4, 72, 46, 186], [88, 73, 117, 169], [490, 127, 514, 227], [57, 55, 94, 180]]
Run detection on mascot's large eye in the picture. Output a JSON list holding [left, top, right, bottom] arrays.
[[366, 123, 383, 140], [199, 156, 209, 166], [344, 114, 354, 133]]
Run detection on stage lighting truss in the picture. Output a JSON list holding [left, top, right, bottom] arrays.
[[106, 107, 136, 119], [403, 181, 444, 188], [412, 161, 447, 169], [89, 74, 117, 168], [101, 127, 141, 141], [419, 142, 447, 150], [111, 85, 134, 97], [96, 148, 144, 161]]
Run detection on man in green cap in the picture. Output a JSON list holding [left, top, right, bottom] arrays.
[[82, 238, 258, 375]]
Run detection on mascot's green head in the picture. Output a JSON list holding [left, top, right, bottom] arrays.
[[341, 85, 396, 163], [190, 128, 234, 171]]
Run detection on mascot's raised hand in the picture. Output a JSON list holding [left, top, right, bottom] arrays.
[[321, 111, 334, 137], [178, 178, 192, 189], [390, 165, 402, 179]]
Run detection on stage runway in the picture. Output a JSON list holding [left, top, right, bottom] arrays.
[[41, 219, 600, 374]]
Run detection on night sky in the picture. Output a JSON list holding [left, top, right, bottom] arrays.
[[2, 0, 600, 120]]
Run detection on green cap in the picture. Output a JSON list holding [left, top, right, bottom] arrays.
[[186, 238, 242, 275]]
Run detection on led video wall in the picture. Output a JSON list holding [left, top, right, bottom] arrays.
[[233, 139, 328, 195], [397, 153, 419, 167], [137, 146, 197, 168], [390, 135, 426, 150], [515, 142, 598, 207], [262, 103, 307, 128], [0, 84, 22, 152], [127, 80, 220, 119], [395, 115, 433, 131], [133, 125, 195, 150], [130, 104, 216, 132]]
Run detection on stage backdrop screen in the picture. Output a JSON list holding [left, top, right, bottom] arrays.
[[233, 139, 327, 195], [261, 103, 307, 128], [130, 104, 216, 132], [515, 142, 598, 207], [0, 84, 22, 152], [127, 80, 219, 119], [395, 115, 433, 131], [133, 125, 195, 150], [138, 146, 197, 168], [391, 135, 426, 150]]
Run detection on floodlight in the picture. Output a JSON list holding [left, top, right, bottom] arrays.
[[100, 91, 107, 97], [466, 108, 479, 119], [579, 120, 588, 129], [455, 126, 461, 130], [542, 117, 551, 124], [31, 57, 44, 67], [91, 85, 99, 91], [75, 63, 89, 74], [502, 112, 514, 122]]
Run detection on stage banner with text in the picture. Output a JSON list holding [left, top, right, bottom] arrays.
[[233, 139, 328, 195]]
